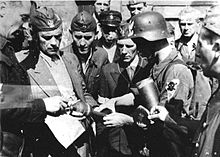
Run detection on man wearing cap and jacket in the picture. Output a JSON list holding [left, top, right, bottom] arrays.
[[130, 11, 195, 157], [66, 10, 109, 101], [15, 6, 98, 157], [97, 10, 122, 63]]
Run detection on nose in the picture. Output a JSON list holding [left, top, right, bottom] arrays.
[[133, 8, 140, 15], [50, 36, 59, 47], [79, 38, 86, 46], [121, 45, 127, 54]]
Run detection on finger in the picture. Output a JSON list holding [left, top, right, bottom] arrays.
[[150, 106, 157, 114], [61, 97, 69, 103], [148, 114, 159, 120], [103, 120, 113, 126], [60, 101, 68, 108]]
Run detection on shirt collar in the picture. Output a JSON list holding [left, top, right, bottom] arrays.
[[40, 51, 61, 66], [129, 54, 139, 68]]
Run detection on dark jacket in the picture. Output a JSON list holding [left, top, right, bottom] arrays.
[[149, 49, 195, 157], [97, 56, 150, 157], [0, 36, 47, 157], [65, 44, 109, 100]]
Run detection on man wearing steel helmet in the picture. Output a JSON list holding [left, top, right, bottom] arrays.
[[147, 5, 220, 157], [130, 11, 194, 156], [18, 6, 98, 157]]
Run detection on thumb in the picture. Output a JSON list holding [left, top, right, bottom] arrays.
[[148, 114, 159, 120]]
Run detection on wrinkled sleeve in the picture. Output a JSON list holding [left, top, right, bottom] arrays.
[[159, 64, 194, 117]]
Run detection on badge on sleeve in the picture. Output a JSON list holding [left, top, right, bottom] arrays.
[[165, 79, 180, 101]]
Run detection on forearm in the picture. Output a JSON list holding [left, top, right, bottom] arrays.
[[2, 99, 47, 123], [114, 93, 135, 106]]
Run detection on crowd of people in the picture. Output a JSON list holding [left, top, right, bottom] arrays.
[[0, 0, 220, 157]]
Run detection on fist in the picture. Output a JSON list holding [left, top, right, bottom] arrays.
[[69, 100, 91, 116]]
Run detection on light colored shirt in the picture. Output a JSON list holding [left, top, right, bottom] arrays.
[[40, 52, 76, 101], [126, 55, 139, 80], [80, 51, 93, 74], [103, 44, 117, 63]]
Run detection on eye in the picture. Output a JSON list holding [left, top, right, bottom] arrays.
[[137, 7, 142, 11], [20, 14, 30, 22], [96, 3, 101, 6], [103, 3, 109, 7], [54, 34, 62, 40], [117, 43, 124, 48], [126, 44, 134, 48], [74, 35, 82, 40], [42, 35, 52, 40], [84, 35, 92, 40]]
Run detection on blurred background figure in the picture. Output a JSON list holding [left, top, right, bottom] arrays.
[[176, 7, 212, 120], [166, 21, 176, 48], [97, 10, 122, 63], [176, 6, 202, 63], [126, 0, 153, 23], [93, 0, 111, 39]]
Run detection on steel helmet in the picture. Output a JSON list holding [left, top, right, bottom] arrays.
[[130, 11, 171, 41]]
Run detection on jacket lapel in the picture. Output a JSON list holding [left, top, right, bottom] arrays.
[[27, 57, 60, 97], [62, 54, 86, 102], [110, 64, 130, 84]]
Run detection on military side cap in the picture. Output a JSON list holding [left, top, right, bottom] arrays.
[[30, 7, 62, 31], [203, 5, 220, 36], [71, 11, 96, 32], [99, 10, 122, 27]]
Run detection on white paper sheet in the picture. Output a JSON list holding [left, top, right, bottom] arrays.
[[45, 114, 85, 149]]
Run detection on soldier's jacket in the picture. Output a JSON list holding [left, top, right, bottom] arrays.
[[151, 49, 194, 118]]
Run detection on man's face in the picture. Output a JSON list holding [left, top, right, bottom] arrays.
[[94, 0, 110, 16], [117, 38, 137, 63], [38, 26, 63, 57], [0, 1, 31, 38], [128, 3, 145, 17], [179, 16, 198, 37], [72, 31, 96, 55], [102, 26, 118, 44], [195, 27, 220, 77]]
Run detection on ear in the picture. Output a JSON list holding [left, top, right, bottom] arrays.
[[0, 2, 7, 17], [213, 39, 220, 53]]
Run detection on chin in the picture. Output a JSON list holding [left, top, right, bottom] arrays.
[[79, 50, 89, 55]]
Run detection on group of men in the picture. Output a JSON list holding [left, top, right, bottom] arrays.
[[1, 0, 220, 157]]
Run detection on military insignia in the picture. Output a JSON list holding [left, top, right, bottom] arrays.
[[47, 19, 55, 28], [165, 79, 180, 101], [109, 14, 114, 20]]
